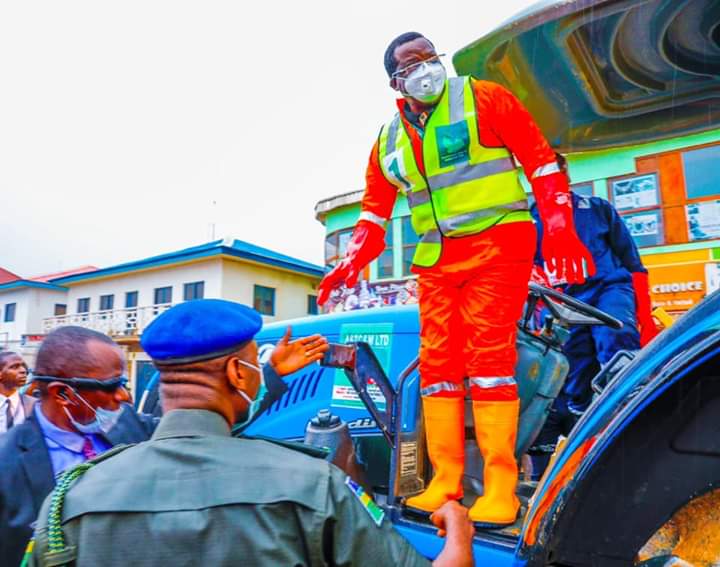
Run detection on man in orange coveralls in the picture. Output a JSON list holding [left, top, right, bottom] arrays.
[[318, 32, 595, 528]]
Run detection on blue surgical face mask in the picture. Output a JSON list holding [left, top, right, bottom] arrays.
[[235, 359, 265, 428], [63, 390, 124, 435]]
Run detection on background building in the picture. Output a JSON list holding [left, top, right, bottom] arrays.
[[0, 267, 97, 362], [2, 238, 322, 398]]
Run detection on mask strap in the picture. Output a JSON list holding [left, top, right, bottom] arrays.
[[66, 388, 98, 416], [236, 388, 253, 405], [237, 359, 262, 373], [235, 358, 262, 405]]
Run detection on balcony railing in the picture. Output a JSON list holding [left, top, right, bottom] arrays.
[[42, 304, 174, 337]]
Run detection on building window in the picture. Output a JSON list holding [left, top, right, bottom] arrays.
[[99, 294, 115, 311], [183, 281, 205, 301], [686, 200, 720, 242], [54, 304, 67, 316], [154, 287, 173, 305], [253, 285, 275, 316], [608, 172, 664, 247], [307, 295, 318, 315], [682, 145, 720, 200], [4, 303, 16, 323], [125, 291, 138, 309], [324, 229, 353, 267], [402, 216, 420, 276], [377, 221, 394, 279], [77, 298, 91, 313]]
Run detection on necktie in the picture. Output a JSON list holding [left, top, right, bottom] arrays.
[[81, 437, 97, 460], [4, 400, 13, 430]]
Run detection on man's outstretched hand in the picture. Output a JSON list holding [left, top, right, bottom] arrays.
[[269, 327, 329, 376]]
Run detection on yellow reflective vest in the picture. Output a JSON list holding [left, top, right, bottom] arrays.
[[377, 76, 531, 267]]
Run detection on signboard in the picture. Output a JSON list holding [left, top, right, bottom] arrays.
[[331, 322, 393, 410], [649, 263, 707, 312], [706, 263, 720, 295], [20, 334, 45, 345], [625, 212, 660, 238], [687, 200, 720, 241], [611, 174, 659, 211]]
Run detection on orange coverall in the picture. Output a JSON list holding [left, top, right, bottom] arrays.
[[361, 80, 556, 402]]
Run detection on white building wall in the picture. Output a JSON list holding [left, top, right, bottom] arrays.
[[64, 259, 224, 312], [221, 260, 320, 322], [0, 288, 31, 343], [0, 287, 69, 366], [25, 288, 69, 334]]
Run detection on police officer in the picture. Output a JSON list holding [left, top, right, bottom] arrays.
[[528, 153, 658, 479], [27, 299, 474, 567]]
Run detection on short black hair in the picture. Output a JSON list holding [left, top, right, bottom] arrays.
[[384, 32, 435, 77], [35, 326, 118, 379], [0, 351, 20, 369]]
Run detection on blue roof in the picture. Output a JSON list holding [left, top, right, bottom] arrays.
[[0, 280, 67, 293], [49, 239, 324, 285]]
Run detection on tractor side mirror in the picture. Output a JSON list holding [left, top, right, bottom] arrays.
[[321, 342, 396, 447]]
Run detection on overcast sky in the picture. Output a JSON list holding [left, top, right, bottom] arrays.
[[1, 1, 535, 277]]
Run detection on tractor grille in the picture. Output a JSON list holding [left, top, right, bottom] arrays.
[[266, 368, 324, 414]]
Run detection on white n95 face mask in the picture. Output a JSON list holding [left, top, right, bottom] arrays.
[[402, 61, 446, 104]]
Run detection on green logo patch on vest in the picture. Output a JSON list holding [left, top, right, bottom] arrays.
[[435, 121, 469, 167], [345, 476, 385, 527]]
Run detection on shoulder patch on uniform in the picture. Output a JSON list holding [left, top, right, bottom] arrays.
[[345, 476, 385, 527]]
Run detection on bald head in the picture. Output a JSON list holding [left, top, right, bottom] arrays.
[[35, 326, 120, 378]]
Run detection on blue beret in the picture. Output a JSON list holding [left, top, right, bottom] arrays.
[[141, 299, 263, 364]]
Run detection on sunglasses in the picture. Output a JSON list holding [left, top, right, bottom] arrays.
[[31, 375, 129, 392]]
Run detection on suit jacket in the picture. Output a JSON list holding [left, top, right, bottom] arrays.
[[0, 403, 157, 567], [20, 394, 37, 421]]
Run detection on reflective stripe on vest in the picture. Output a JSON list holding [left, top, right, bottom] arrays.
[[437, 200, 529, 233], [377, 76, 531, 268]]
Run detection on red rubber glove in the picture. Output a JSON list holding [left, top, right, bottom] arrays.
[[317, 220, 386, 306], [533, 173, 596, 285], [530, 264, 552, 287], [632, 271, 659, 346]]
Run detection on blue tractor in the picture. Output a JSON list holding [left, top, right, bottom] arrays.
[[237, 283, 720, 566], [139, 1, 720, 563], [139, 283, 720, 564]]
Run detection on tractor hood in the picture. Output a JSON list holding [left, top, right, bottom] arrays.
[[453, 0, 720, 151]]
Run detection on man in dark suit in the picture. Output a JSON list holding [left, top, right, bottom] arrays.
[[0, 327, 157, 566], [0, 351, 34, 433]]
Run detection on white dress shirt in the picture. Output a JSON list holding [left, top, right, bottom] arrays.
[[0, 391, 26, 433]]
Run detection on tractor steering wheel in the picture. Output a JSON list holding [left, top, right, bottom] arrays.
[[528, 281, 623, 329]]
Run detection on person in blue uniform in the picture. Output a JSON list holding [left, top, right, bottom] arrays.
[[528, 153, 659, 478]]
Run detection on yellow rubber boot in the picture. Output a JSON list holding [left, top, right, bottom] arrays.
[[469, 399, 521, 528], [405, 396, 465, 513]]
